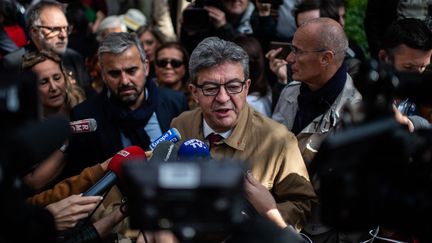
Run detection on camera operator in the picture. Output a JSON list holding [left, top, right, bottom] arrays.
[[378, 18, 432, 128], [180, 0, 277, 54]]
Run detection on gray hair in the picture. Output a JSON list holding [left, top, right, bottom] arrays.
[[302, 18, 348, 64], [26, 0, 66, 30], [189, 37, 249, 83], [96, 15, 127, 42], [98, 32, 146, 65]]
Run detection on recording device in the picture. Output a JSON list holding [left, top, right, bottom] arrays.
[[123, 159, 246, 240], [182, 0, 224, 33], [149, 128, 181, 150], [83, 146, 146, 196], [177, 139, 211, 161], [69, 118, 97, 133], [269, 41, 291, 60], [149, 140, 179, 162], [314, 60, 432, 242]]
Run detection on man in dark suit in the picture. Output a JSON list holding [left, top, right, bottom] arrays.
[[1, 0, 90, 90], [61, 32, 188, 179]]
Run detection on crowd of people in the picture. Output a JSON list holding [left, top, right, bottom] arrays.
[[1, 0, 432, 242]]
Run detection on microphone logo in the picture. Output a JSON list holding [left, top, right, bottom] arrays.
[[184, 139, 206, 148], [118, 150, 130, 157]]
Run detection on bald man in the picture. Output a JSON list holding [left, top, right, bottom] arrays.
[[271, 17, 365, 242]]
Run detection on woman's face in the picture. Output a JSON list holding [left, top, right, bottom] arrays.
[[32, 59, 67, 114], [155, 47, 186, 89], [140, 31, 160, 61]]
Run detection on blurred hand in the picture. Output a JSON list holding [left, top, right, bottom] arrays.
[[100, 157, 112, 171], [393, 105, 414, 132], [204, 6, 227, 28], [244, 172, 287, 228], [265, 48, 288, 84], [46, 194, 103, 231]]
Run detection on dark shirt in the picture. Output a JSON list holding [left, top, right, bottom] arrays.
[[292, 64, 347, 135]]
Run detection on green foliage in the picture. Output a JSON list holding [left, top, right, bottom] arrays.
[[345, 0, 369, 57]]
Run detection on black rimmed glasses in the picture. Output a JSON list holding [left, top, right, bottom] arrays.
[[194, 80, 246, 96], [35, 25, 73, 36], [155, 59, 184, 68], [287, 43, 329, 55]]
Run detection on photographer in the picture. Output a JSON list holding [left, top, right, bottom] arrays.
[[180, 0, 277, 54]]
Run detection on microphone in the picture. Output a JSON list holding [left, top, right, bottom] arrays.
[[149, 141, 179, 162], [149, 128, 181, 150], [83, 146, 146, 196], [177, 139, 211, 161], [69, 118, 97, 133]]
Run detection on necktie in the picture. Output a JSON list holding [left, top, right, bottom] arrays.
[[207, 133, 223, 149]]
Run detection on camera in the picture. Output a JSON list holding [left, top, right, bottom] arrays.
[[313, 60, 432, 242]]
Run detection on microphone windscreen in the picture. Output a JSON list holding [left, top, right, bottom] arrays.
[[178, 139, 211, 161], [149, 141, 178, 162], [108, 146, 146, 179], [149, 128, 182, 150]]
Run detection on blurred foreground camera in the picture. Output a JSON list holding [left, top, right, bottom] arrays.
[[123, 159, 246, 241], [314, 60, 432, 242]]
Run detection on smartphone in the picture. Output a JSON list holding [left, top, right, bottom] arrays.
[[269, 41, 291, 60]]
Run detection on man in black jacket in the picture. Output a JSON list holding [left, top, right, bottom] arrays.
[[61, 32, 188, 179], [1, 0, 90, 90]]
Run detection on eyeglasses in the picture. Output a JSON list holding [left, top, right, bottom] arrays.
[[194, 80, 246, 96], [287, 43, 327, 55], [155, 59, 184, 68], [35, 25, 72, 36]]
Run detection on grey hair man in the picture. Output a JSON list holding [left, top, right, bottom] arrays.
[[171, 37, 316, 230], [1, 0, 90, 89]]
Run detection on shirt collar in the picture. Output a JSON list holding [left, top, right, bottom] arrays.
[[202, 119, 232, 139]]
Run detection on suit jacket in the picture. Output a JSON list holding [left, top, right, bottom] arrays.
[[171, 105, 316, 229], [1, 43, 90, 89], [61, 85, 188, 180]]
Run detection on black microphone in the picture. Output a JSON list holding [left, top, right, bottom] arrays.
[[83, 146, 147, 196], [149, 141, 179, 162]]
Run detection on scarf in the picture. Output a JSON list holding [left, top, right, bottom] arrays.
[[292, 64, 347, 135], [108, 80, 158, 149]]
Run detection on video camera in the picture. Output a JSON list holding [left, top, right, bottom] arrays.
[[123, 159, 247, 241], [313, 60, 432, 242]]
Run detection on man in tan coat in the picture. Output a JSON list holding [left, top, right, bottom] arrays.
[[171, 36, 315, 229]]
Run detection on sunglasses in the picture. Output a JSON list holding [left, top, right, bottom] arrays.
[[155, 59, 184, 68]]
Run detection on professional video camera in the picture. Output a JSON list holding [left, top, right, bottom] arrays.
[[123, 159, 246, 242], [313, 60, 432, 242], [0, 70, 70, 243]]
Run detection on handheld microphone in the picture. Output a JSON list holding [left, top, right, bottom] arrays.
[[83, 146, 146, 196], [149, 128, 181, 150], [177, 139, 211, 161], [69, 118, 97, 133], [149, 141, 179, 162]]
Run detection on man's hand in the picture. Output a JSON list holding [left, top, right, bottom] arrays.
[[244, 172, 287, 228], [46, 194, 103, 230], [265, 48, 288, 84], [204, 6, 227, 28], [393, 105, 414, 132]]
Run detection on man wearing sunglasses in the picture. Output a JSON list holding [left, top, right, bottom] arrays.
[[1, 0, 90, 91], [171, 37, 316, 232]]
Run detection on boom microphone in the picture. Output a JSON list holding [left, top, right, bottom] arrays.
[[83, 146, 146, 196], [177, 139, 211, 161], [69, 118, 97, 133], [149, 128, 181, 150]]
